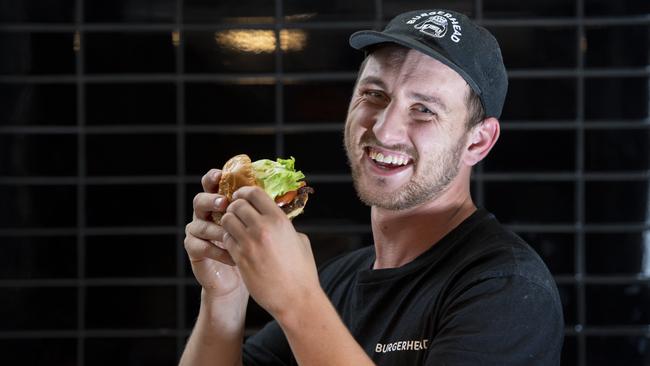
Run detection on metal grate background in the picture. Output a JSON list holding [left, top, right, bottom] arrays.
[[1, 0, 649, 365]]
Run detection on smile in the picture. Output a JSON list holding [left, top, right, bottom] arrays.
[[365, 146, 414, 170]]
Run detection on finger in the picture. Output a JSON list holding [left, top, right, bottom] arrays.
[[186, 219, 226, 242], [221, 212, 248, 245], [220, 231, 243, 265], [184, 234, 235, 266], [227, 198, 262, 228], [201, 169, 222, 193], [232, 186, 280, 216], [193, 192, 228, 221], [221, 231, 235, 250]]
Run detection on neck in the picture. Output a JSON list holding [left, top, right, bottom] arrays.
[[370, 173, 476, 269]]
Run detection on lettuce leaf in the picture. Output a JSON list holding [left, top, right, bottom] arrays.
[[251, 157, 305, 199]]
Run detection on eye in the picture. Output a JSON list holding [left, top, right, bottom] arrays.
[[362, 90, 384, 98], [413, 104, 434, 115], [361, 90, 389, 105], [409, 104, 437, 122]]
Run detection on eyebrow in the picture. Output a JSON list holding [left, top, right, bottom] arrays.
[[357, 76, 387, 89]]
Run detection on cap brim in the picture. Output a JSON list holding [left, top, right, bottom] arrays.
[[349, 30, 482, 96]]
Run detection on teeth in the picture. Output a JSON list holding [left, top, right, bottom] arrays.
[[368, 148, 409, 166]]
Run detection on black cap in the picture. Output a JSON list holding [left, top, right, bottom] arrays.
[[349, 9, 508, 119]]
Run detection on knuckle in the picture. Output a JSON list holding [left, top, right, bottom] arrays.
[[192, 193, 202, 209], [183, 234, 193, 249], [257, 228, 273, 244], [188, 218, 199, 232], [202, 169, 218, 184], [197, 220, 210, 237], [268, 212, 284, 226]]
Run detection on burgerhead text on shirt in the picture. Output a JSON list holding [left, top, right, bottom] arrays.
[[406, 11, 463, 43]]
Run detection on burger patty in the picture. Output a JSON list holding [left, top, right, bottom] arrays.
[[281, 186, 314, 214]]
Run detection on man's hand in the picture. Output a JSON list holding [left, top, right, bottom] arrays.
[[184, 169, 248, 298], [219, 185, 321, 320], [218, 187, 375, 366], [202, 184, 375, 366], [180, 169, 249, 366]]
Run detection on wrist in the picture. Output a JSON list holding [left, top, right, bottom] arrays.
[[275, 286, 330, 332], [201, 283, 249, 304], [199, 287, 249, 336]]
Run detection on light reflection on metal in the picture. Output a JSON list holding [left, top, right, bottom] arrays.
[[172, 30, 180, 47], [214, 29, 307, 53], [223, 13, 315, 24], [641, 230, 650, 277], [223, 16, 275, 24], [641, 179, 650, 277], [284, 13, 316, 22], [222, 77, 276, 85]]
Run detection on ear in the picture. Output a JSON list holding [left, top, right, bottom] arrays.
[[463, 117, 500, 166]]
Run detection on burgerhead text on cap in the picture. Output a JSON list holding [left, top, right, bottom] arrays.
[[407, 11, 463, 43]]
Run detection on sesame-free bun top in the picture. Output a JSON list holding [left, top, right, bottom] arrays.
[[212, 154, 256, 224], [218, 154, 257, 201]]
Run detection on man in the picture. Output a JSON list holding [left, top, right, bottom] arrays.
[[181, 9, 564, 366]]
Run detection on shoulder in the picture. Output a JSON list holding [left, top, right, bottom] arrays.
[[432, 217, 564, 362], [431, 269, 565, 364], [450, 212, 559, 296]]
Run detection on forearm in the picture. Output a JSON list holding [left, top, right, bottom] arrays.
[[276, 289, 375, 366], [180, 288, 248, 366]]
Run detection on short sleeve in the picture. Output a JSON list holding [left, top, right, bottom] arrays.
[[243, 320, 293, 366], [425, 275, 564, 365]]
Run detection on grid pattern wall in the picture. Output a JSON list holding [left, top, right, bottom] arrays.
[[1, 0, 649, 365]]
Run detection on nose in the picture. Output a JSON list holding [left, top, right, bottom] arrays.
[[371, 101, 407, 146]]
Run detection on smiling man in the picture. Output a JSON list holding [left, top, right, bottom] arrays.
[[181, 9, 564, 366]]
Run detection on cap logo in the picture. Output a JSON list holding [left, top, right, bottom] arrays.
[[406, 11, 463, 43], [414, 15, 447, 38]]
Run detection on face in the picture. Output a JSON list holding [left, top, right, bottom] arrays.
[[344, 46, 471, 210]]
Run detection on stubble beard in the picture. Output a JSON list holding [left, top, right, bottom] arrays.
[[344, 129, 466, 211]]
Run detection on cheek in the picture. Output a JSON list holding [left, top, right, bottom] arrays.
[[343, 117, 360, 154], [345, 107, 373, 139], [410, 130, 450, 163], [348, 97, 378, 124]]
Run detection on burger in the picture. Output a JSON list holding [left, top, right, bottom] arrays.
[[212, 154, 314, 224]]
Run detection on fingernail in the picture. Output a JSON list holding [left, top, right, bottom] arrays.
[[212, 171, 220, 181], [214, 197, 224, 209]]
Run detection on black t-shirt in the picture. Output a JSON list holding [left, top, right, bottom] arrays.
[[243, 209, 564, 365]]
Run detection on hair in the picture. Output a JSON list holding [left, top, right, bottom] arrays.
[[356, 44, 486, 130], [464, 87, 486, 130]]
